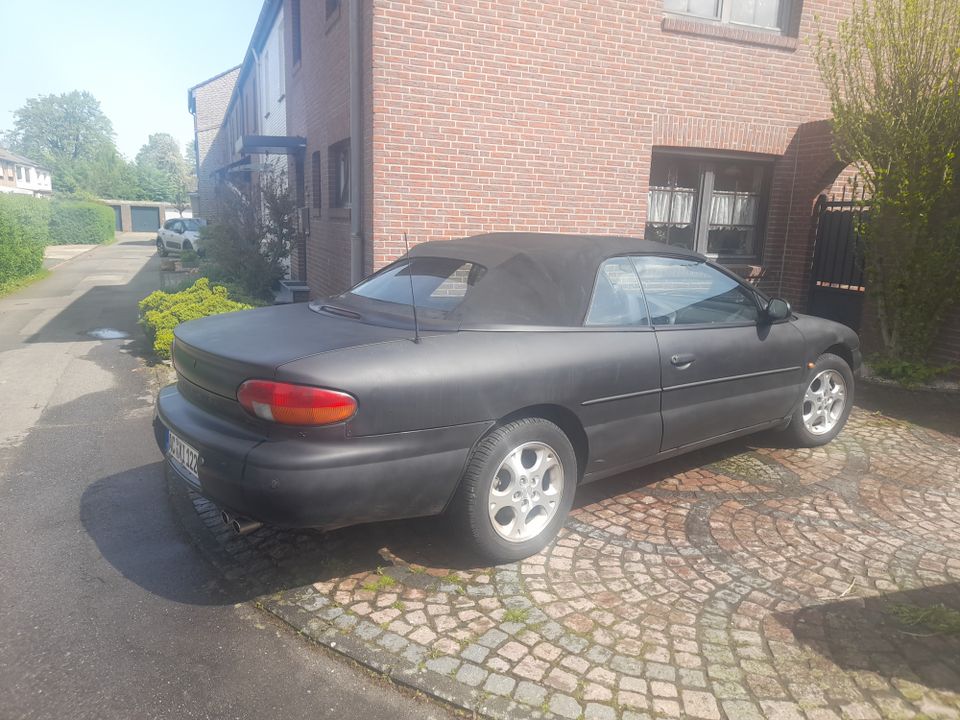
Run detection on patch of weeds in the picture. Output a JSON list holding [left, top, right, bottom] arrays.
[[408, 564, 427, 575], [503, 607, 530, 624], [427, 646, 444, 660], [391, 600, 406, 611], [441, 572, 466, 594], [889, 603, 960, 635], [362, 568, 397, 593], [868, 354, 956, 387]]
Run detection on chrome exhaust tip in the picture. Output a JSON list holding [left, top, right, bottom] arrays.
[[220, 509, 233, 526], [231, 517, 263, 535]]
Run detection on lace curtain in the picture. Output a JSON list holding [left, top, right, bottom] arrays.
[[648, 188, 696, 226], [709, 191, 757, 227]]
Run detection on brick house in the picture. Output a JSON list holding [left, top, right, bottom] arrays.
[[195, 0, 960, 364], [188, 66, 242, 220]]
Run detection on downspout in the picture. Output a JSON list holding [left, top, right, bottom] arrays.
[[349, 0, 363, 284]]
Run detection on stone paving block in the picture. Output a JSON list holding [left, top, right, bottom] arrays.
[[459, 643, 489, 663], [584, 703, 617, 720], [425, 656, 459, 676], [682, 689, 721, 720], [548, 693, 581, 719], [454, 663, 487, 687], [186, 411, 960, 720], [476, 628, 508, 648], [513, 680, 546, 707], [482, 673, 516, 697], [721, 700, 765, 720]]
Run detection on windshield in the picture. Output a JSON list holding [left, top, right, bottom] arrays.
[[341, 257, 486, 316], [182, 219, 203, 231]]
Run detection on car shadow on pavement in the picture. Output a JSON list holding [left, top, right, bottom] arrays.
[[775, 582, 960, 694], [81, 430, 791, 608]]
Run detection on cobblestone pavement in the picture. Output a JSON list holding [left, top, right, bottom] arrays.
[[184, 408, 960, 720]]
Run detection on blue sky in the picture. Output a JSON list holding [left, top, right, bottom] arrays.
[[0, 0, 264, 159]]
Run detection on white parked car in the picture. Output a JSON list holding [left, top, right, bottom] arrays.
[[157, 218, 205, 257]]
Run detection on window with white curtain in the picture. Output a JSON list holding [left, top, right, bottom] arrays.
[[646, 153, 770, 260], [664, 0, 793, 33]]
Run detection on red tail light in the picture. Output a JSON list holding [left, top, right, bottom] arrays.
[[237, 380, 357, 426]]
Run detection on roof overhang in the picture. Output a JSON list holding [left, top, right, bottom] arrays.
[[234, 135, 306, 155]]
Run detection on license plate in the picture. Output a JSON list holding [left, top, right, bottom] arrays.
[[168, 431, 200, 484]]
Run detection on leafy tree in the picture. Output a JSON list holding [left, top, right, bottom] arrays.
[[816, 0, 960, 360], [4, 91, 116, 190], [135, 133, 193, 205]]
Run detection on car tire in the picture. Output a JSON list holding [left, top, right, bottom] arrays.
[[156, 238, 168, 257], [451, 417, 577, 563], [782, 353, 855, 447]]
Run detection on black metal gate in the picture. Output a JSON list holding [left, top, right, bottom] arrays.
[[807, 190, 868, 331]]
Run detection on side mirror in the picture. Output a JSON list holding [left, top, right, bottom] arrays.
[[765, 297, 792, 321]]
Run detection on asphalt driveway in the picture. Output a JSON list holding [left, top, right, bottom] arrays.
[[0, 235, 454, 720], [175, 393, 960, 720]]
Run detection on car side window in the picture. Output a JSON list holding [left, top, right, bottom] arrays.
[[584, 257, 649, 327], [632, 256, 759, 326], [163, 220, 174, 230], [174, 221, 184, 233]]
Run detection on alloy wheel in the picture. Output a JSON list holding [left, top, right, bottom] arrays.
[[487, 441, 564, 543], [802, 369, 846, 435]]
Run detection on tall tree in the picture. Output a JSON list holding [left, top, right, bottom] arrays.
[[5, 91, 115, 173], [816, 0, 960, 361], [135, 133, 192, 204]]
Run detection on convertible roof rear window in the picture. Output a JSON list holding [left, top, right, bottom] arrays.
[[345, 257, 486, 314]]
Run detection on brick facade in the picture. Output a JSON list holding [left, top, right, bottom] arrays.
[[366, 0, 854, 309], [188, 66, 241, 222], [212, 0, 960, 365]]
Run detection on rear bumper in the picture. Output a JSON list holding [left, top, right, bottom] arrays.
[[154, 383, 489, 529]]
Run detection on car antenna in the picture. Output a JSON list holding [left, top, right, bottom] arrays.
[[402, 232, 421, 344]]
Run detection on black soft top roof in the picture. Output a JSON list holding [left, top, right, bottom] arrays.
[[406, 232, 704, 327]]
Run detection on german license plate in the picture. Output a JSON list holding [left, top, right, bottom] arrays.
[[168, 431, 200, 484]]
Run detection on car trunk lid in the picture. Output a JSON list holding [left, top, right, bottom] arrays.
[[172, 303, 413, 400]]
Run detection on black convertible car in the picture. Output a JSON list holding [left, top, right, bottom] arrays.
[[155, 233, 860, 562]]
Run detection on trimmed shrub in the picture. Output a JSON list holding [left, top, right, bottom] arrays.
[[49, 200, 115, 245], [0, 194, 50, 288], [138, 277, 252, 359]]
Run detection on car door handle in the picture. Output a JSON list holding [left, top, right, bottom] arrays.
[[670, 353, 696, 368]]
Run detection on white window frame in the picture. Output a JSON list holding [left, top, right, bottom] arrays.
[[665, 0, 794, 34]]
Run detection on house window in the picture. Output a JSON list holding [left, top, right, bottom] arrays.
[[311, 151, 322, 211], [16, 166, 23, 180], [664, 0, 794, 33], [646, 152, 769, 260], [291, 0, 301, 65], [329, 140, 350, 208], [326, 0, 341, 19]]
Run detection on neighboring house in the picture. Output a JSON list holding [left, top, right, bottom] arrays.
[[188, 66, 242, 221], [0, 147, 53, 197], [195, 0, 958, 365], [189, 0, 298, 224]]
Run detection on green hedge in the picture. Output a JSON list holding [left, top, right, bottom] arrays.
[[0, 194, 50, 288], [139, 277, 252, 359], [49, 200, 115, 245]]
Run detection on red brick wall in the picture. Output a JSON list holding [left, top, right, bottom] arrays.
[[368, 0, 855, 294], [285, 0, 373, 296]]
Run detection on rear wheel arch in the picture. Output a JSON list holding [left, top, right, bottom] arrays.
[[492, 404, 588, 481]]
